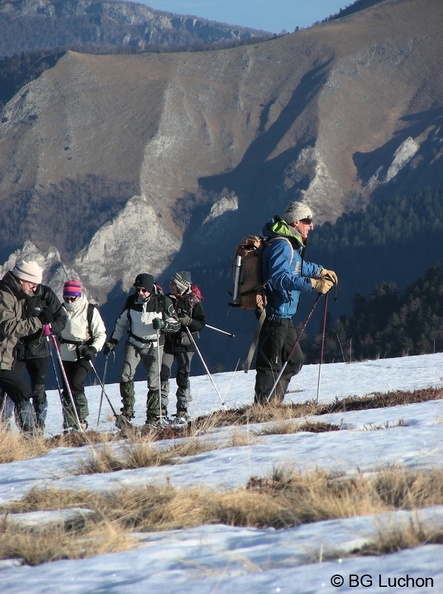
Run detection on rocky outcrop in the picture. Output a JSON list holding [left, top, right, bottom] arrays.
[[74, 195, 179, 301]]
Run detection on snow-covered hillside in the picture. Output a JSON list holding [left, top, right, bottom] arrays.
[[0, 353, 442, 592]]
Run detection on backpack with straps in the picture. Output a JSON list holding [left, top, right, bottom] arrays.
[[229, 235, 293, 312], [190, 284, 203, 305]]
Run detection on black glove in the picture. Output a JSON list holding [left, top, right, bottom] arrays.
[[179, 314, 192, 326], [80, 345, 97, 361], [38, 307, 53, 325], [103, 340, 117, 356], [152, 318, 166, 330]]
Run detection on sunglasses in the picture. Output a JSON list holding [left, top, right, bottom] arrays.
[[136, 287, 150, 293], [64, 296, 78, 302], [299, 218, 313, 224]]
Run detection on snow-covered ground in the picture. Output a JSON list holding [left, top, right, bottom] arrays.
[[1, 353, 442, 593]]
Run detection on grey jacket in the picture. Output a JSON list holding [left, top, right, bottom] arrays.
[[0, 272, 43, 370]]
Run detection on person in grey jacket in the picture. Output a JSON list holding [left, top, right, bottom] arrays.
[[14, 284, 67, 430], [104, 273, 180, 425], [0, 260, 52, 433]]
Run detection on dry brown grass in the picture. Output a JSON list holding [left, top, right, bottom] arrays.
[[256, 420, 341, 436], [202, 387, 443, 429], [1, 387, 439, 466], [75, 436, 217, 475], [0, 517, 135, 565], [75, 419, 345, 476], [3, 466, 443, 532], [1, 465, 442, 565], [357, 522, 443, 555], [0, 423, 49, 463]]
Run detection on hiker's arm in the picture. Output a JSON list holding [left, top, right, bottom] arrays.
[[109, 307, 129, 343], [187, 302, 205, 333]]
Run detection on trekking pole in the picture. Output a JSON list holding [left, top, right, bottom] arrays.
[[316, 293, 329, 403], [88, 359, 131, 430], [0, 388, 8, 422], [266, 293, 322, 403], [96, 354, 111, 428], [205, 324, 235, 337], [49, 333, 83, 431], [185, 327, 227, 410], [156, 328, 163, 423], [47, 336, 67, 414]]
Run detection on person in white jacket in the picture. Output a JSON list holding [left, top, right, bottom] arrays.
[[59, 280, 106, 431], [103, 273, 180, 425]]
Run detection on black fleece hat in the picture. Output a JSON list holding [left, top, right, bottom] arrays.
[[133, 273, 154, 292]]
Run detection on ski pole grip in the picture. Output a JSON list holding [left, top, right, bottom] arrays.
[[42, 323, 52, 336]]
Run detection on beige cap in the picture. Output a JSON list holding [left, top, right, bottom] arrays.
[[12, 260, 43, 284]]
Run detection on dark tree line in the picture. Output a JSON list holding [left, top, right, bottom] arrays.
[[302, 262, 443, 363]]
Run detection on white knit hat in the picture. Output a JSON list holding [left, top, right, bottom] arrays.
[[12, 260, 43, 284], [283, 201, 313, 224]]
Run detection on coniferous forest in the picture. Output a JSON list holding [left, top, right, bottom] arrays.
[[301, 262, 443, 363], [297, 187, 443, 364]]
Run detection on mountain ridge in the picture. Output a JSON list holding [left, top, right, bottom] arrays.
[[0, 0, 271, 58]]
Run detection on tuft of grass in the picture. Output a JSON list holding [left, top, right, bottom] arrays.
[[0, 518, 135, 565], [75, 435, 217, 475], [0, 423, 49, 463], [256, 420, 341, 436], [357, 522, 443, 556], [363, 419, 406, 431]]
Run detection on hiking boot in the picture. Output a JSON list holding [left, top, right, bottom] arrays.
[[121, 408, 134, 421], [172, 411, 189, 425], [35, 419, 45, 435], [63, 420, 88, 434], [145, 414, 171, 428]]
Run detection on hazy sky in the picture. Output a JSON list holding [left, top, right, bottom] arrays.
[[136, 1, 350, 33]]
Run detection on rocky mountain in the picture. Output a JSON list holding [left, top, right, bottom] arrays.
[[0, 0, 442, 372], [0, 0, 270, 58]]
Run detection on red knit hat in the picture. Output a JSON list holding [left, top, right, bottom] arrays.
[[63, 280, 82, 297]]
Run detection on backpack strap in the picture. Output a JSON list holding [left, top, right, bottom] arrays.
[[86, 303, 98, 343]]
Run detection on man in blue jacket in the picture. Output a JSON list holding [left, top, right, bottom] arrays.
[[254, 201, 338, 404]]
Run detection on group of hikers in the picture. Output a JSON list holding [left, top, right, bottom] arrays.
[[0, 199, 337, 435]]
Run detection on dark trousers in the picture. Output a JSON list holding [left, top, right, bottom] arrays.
[[0, 369, 35, 431], [61, 359, 91, 428], [161, 350, 194, 413], [254, 317, 304, 403], [15, 357, 50, 424]]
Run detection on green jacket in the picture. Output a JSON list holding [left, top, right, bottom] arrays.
[[0, 271, 43, 370]]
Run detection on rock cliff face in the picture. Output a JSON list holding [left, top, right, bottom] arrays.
[[0, 0, 442, 305], [0, 0, 269, 57]]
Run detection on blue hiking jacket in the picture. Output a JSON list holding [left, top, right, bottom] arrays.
[[261, 216, 323, 318]]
